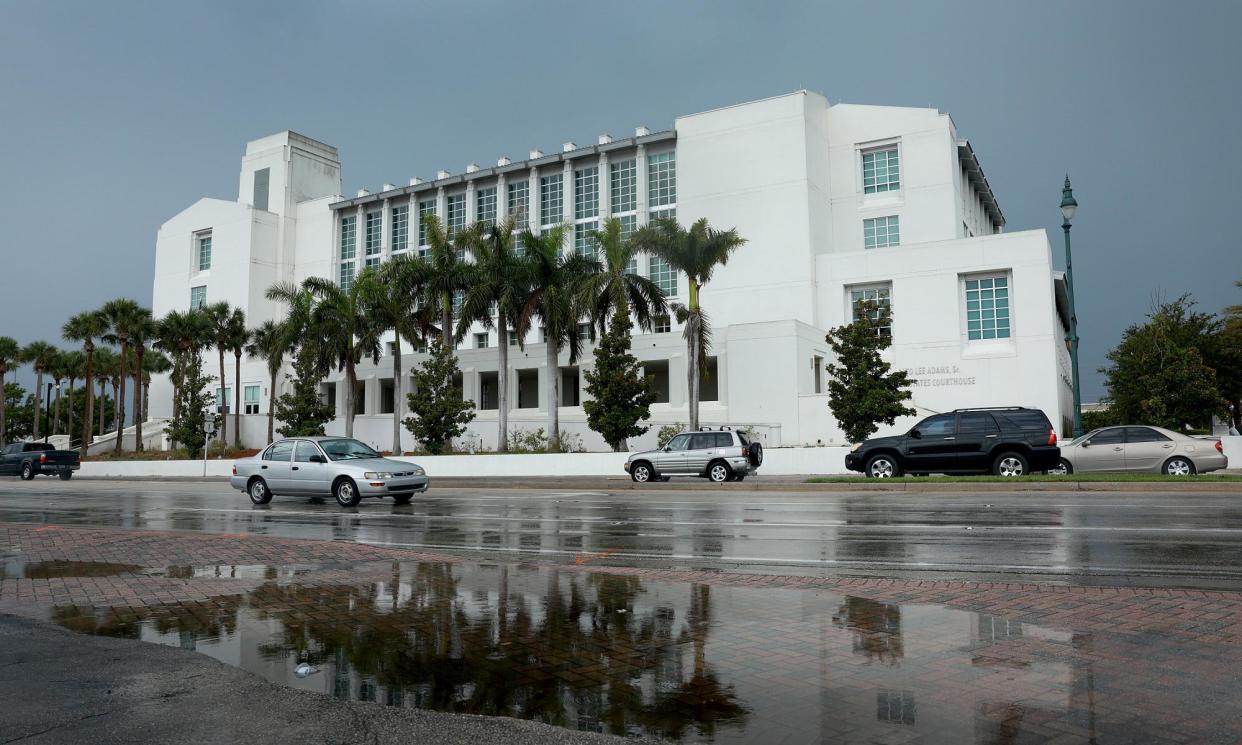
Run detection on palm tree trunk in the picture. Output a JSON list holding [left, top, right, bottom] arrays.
[[687, 333, 700, 432], [114, 342, 128, 453], [233, 351, 242, 448], [65, 379, 75, 448], [391, 332, 403, 454], [497, 316, 509, 452], [133, 347, 144, 451], [0, 369, 7, 446], [111, 379, 120, 437], [82, 348, 94, 453], [32, 370, 44, 440], [441, 296, 453, 350], [217, 348, 228, 448], [546, 339, 560, 452], [97, 380, 106, 436], [344, 360, 356, 439], [266, 366, 276, 445]]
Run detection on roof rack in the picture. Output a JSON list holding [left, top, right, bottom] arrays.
[[951, 407, 1029, 412]]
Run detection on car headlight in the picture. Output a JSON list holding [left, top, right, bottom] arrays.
[[851, 443, 863, 452], [411, 467, 425, 476], [364, 472, 394, 479]]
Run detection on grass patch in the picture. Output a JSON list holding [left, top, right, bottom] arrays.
[[806, 473, 1240, 484]]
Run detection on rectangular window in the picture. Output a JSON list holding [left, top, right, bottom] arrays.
[[574, 221, 598, 258], [650, 256, 676, 296], [964, 275, 1011, 340], [654, 315, 670, 334], [339, 216, 357, 260], [540, 174, 563, 228], [610, 159, 637, 214], [253, 168, 270, 211], [391, 204, 409, 253], [196, 232, 212, 271], [508, 330, 520, 346], [507, 181, 529, 222], [417, 199, 435, 254], [863, 215, 901, 249], [215, 387, 232, 414], [475, 332, 489, 349], [862, 146, 900, 194], [574, 167, 598, 220], [243, 385, 260, 415], [849, 284, 893, 337], [364, 210, 382, 268], [476, 186, 497, 227], [446, 193, 466, 235], [339, 262, 355, 291], [577, 323, 591, 341], [647, 151, 676, 207], [190, 285, 206, 310], [452, 289, 463, 321]]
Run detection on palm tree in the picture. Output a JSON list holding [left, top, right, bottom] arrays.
[[581, 216, 668, 333], [515, 225, 596, 450], [127, 313, 156, 451], [245, 320, 287, 446], [62, 350, 86, 448], [303, 275, 382, 439], [49, 351, 67, 436], [101, 298, 148, 453], [0, 336, 19, 446], [63, 310, 109, 453], [140, 351, 171, 427], [457, 215, 531, 452], [635, 218, 746, 431], [155, 309, 211, 428], [204, 303, 241, 447], [360, 255, 434, 453], [21, 341, 58, 441], [422, 214, 480, 349], [91, 348, 118, 437], [224, 310, 250, 447]]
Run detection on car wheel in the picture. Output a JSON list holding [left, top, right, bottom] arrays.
[[747, 442, 764, 468], [20, 462, 34, 481], [993, 452, 1029, 477], [865, 455, 900, 478], [248, 477, 273, 505], [630, 462, 654, 483], [334, 477, 362, 507], [391, 493, 413, 505], [1047, 459, 1073, 476], [734, 474, 746, 482], [58, 470, 73, 481], [708, 461, 732, 483], [1162, 457, 1195, 476]]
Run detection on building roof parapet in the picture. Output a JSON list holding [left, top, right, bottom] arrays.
[[957, 140, 1005, 228]]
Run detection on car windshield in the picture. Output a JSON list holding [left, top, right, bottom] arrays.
[[319, 439, 380, 461]]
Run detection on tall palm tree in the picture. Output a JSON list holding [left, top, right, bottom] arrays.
[[515, 225, 596, 450], [140, 351, 171, 426], [62, 350, 86, 449], [457, 215, 531, 452], [422, 214, 480, 349], [101, 298, 148, 453], [21, 341, 58, 441], [360, 255, 434, 453], [0, 336, 19, 446], [635, 218, 747, 431], [204, 303, 239, 447], [127, 312, 156, 451], [246, 320, 287, 446], [91, 348, 118, 437], [224, 310, 250, 447], [580, 216, 668, 333], [49, 351, 67, 436], [155, 309, 211, 428], [63, 310, 109, 453], [303, 275, 382, 439]]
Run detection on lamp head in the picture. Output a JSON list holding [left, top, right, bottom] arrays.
[[1060, 175, 1078, 222]]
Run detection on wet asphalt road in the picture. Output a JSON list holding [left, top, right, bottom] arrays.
[[3, 478, 1242, 588]]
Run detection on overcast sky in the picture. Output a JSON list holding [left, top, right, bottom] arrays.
[[1, 0, 1239, 399]]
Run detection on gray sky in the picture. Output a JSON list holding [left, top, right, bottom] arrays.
[[1, 0, 1239, 399]]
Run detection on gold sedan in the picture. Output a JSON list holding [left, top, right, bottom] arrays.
[[1051, 426, 1227, 475]]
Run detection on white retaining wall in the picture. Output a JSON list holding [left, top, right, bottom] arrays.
[[78, 446, 855, 479], [1222, 436, 1242, 466]]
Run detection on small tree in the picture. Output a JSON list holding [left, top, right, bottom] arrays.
[[274, 347, 334, 437], [584, 312, 656, 451], [824, 302, 915, 443], [404, 340, 475, 455], [167, 353, 215, 458]]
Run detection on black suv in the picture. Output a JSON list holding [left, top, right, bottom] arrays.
[[844, 408, 1060, 477]]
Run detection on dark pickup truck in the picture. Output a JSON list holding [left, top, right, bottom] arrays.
[[0, 442, 81, 480]]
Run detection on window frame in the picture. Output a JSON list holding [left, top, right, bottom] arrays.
[[195, 230, 212, 272], [390, 203, 410, 254], [243, 384, 261, 415], [189, 285, 207, 310], [863, 215, 901, 249], [860, 143, 901, 195], [961, 272, 1013, 342], [847, 282, 893, 337]]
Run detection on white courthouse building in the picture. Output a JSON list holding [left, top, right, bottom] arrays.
[[150, 90, 1074, 452]]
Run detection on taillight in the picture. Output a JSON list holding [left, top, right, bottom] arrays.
[[39, 453, 46, 464], [1048, 429, 1057, 446], [740, 447, 747, 458], [232, 466, 237, 475], [1217, 440, 1224, 454]]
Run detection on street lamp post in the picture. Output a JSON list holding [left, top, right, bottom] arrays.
[[1060, 176, 1084, 438]]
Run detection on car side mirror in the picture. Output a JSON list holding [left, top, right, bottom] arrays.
[[309, 455, 326, 463], [1080, 441, 1090, 448], [909, 429, 922, 439]]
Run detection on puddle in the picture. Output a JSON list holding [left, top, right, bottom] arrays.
[[15, 560, 146, 579], [46, 561, 1231, 744]]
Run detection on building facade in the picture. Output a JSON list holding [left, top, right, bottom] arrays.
[[150, 90, 1074, 452]]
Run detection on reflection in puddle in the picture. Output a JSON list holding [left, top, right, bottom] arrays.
[[47, 562, 1130, 744], [19, 560, 146, 578]]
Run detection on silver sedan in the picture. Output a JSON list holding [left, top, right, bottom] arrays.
[[1051, 425, 1228, 476], [231, 437, 429, 507]]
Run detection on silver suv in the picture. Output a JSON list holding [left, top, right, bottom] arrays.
[[624, 428, 763, 483]]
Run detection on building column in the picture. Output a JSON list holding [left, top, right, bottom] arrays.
[[466, 179, 477, 227], [635, 144, 649, 227], [380, 198, 391, 262], [528, 168, 539, 235], [354, 205, 365, 277], [598, 152, 610, 220], [496, 172, 508, 222], [436, 187, 447, 229]]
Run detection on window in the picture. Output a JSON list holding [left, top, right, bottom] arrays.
[[215, 386, 232, 414], [446, 193, 466, 236], [196, 232, 212, 271], [574, 221, 598, 258], [649, 256, 676, 296], [243, 385, 260, 415], [862, 146, 900, 194], [293, 441, 321, 462], [391, 204, 409, 253], [577, 323, 591, 341], [339, 262, 355, 291], [611, 159, 637, 214], [666, 433, 692, 451], [648, 151, 676, 207], [863, 215, 900, 248], [957, 413, 998, 433], [263, 441, 294, 461], [190, 285, 206, 310], [508, 330, 520, 347], [574, 167, 598, 220], [507, 181, 528, 222], [340, 214, 357, 288], [1124, 427, 1171, 443], [364, 210, 382, 267], [964, 275, 1011, 340], [540, 173, 563, 228], [417, 199, 435, 255], [849, 284, 892, 336], [475, 332, 489, 349], [253, 168, 270, 211], [916, 414, 955, 436], [1088, 428, 1126, 445], [452, 289, 463, 321], [476, 186, 496, 227], [813, 355, 824, 394], [654, 315, 671, 333]]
